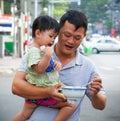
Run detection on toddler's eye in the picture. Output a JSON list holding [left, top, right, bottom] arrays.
[[49, 35, 53, 38]]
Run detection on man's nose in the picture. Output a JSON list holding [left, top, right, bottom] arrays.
[[68, 36, 74, 43]]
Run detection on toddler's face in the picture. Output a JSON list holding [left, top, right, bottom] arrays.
[[40, 29, 58, 47]]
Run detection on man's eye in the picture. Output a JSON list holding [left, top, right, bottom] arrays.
[[75, 37, 81, 40], [64, 33, 71, 37], [74, 36, 83, 41]]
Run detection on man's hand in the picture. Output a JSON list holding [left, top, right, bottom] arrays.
[[88, 76, 106, 110], [89, 76, 103, 97], [49, 83, 67, 102]]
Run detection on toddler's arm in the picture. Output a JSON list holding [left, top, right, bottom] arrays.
[[32, 46, 53, 74]]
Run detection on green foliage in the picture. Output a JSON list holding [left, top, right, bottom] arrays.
[[4, 1, 11, 14], [116, 0, 120, 3], [54, 3, 69, 20], [106, 20, 112, 33], [40, 0, 49, 15], [4, 0, 13, 3], [69, 0, 108, 23], [3, 0, 20, 14], [39, 0, 69, 20], [68, 0, 114, 33]]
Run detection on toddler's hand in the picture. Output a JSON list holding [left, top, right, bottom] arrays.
[[54, 60, 62, 71], [41, 46, 53, 58]]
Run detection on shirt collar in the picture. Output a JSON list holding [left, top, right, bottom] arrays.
[[75, 49, 83, 66], [53, 48, 83, 69]]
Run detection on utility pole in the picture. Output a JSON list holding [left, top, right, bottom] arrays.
[[0, 0, 4, 14], [24, 0, 29, 53], [34, 0, 38, 18], [11, 0, 17, 58]]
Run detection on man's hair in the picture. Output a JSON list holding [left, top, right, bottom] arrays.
[[32, 15, 59, 38], [59, 10, 88, 32]]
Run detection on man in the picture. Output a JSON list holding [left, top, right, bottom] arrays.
[[12, 10, 106, 121]]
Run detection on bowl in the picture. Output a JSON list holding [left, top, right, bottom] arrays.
[[61, 86, 86, 100]]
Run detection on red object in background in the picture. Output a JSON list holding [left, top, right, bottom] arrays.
[[111, 28, 115, 37], [24, 16, 28, 21], [24, 28, 28, 33], [24, 40, 28, 46], [0, 14, 12, 19]]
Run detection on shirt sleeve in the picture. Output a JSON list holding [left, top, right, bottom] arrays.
[[26, 48, 42, 69], [18, 54, 27, 72]]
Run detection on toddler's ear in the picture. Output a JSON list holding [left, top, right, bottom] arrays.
[[35, 29, 41, 37]]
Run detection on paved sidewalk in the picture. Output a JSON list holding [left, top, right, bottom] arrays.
[[0, 56, 22, 75]]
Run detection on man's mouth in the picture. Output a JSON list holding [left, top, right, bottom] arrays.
[[65, 44, 73, 49]]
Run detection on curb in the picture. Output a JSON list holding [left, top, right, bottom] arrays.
[[0, 67, 18, 75], [0, 56, 21, 75]]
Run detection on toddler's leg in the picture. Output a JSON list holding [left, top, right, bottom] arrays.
[[53, 101, 76, 121], [13, 103, 38, 121]]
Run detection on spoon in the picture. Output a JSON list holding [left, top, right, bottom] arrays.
[[82, 81, 93, 88]]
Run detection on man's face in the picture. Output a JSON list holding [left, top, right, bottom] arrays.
[[57, 21, 86, 56]]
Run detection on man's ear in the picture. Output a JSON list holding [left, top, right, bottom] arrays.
[[84, 33, 86, 38], [35, 29, 40, 37]]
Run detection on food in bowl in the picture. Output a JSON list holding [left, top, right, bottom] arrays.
[[61, 86, 86, 100]]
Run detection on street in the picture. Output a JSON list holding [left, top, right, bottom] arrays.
[[81, 52, 120, 121], [0, 52, 120, 121]]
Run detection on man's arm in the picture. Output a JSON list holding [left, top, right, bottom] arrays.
[[12, 71, 65, 101], [89, 77, 107, 110], [91, 92, 106, 110]]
